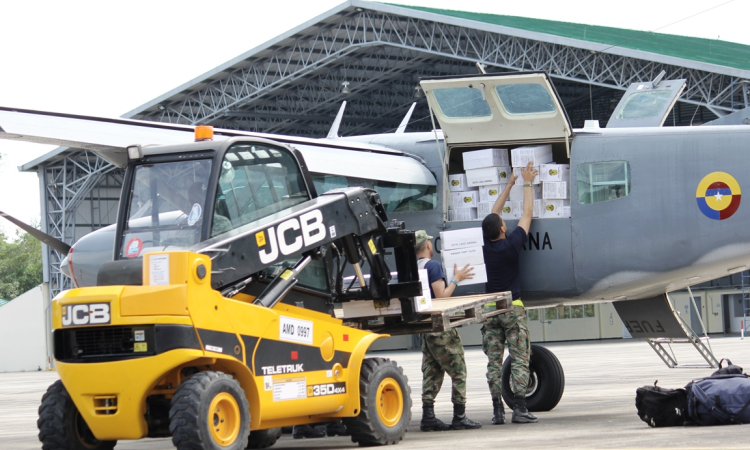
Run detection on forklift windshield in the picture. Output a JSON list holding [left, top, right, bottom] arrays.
[[119, 159, 212, 259]]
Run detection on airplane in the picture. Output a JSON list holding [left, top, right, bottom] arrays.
[[1, 70, 747, 412]]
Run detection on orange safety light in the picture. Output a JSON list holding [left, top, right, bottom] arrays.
[[194, 125, 214, 141]]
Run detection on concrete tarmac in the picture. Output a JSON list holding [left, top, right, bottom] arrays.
[[4, 336, 750, 450]]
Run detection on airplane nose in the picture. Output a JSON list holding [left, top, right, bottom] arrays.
[[60, 254, 72, 278]]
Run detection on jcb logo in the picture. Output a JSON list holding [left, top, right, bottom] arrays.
[[61, 303, 111, 327], [257, 209, 326, 264]]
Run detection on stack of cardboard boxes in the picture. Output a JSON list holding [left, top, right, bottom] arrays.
[[449, 145, 570, 221], [439, 228, 488, 286]]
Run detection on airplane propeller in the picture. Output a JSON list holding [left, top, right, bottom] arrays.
[[0, 210, 71, 254]]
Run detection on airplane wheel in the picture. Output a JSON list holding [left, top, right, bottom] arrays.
[[38, 379, 117, 450], [344, 358, 411, 446], [246, 427, 281, 449], [501, 344, 565, 412], [170, 371, 250, 450]]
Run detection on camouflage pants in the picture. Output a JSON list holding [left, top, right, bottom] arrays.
[[421, 328, 467, 405], [481, 306, 531, 399]]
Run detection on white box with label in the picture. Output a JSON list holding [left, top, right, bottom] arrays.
[[513, 166, 541, 185], [439, 228, 484, 250], [451, 190, 478, 209], [511, 144, 553, 167], [542, 181, 569, 199], [478, 184, 507, 203], [509, 184, 541, 201], [477, 201, 493, 217], [453, 208, 478, 221], [465, 166, 512, 187], [442, 245, 485, 271], [445, 263, 488, 286], [413, 289, 433, 312], [541, 199, 571, 218], [448, 173, 468, 191], [539, 164, 570, 182], [501, 201, 522, 219], [462, 148, 510, 170]]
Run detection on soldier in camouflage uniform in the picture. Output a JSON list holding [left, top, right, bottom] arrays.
[[414, 230, 482, 431], [481, 163, 539, 424]]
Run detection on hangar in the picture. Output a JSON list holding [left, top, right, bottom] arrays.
[[14, 1, 750, 336]]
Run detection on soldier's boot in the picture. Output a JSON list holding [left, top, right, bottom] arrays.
[[292, 424, 326, 439], [450, 403, 482, 430], [511, 394, 538, 424], [420, 402, 451, 432], [491, 397, 505, 425]]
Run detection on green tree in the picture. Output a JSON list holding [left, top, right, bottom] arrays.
[[0, 229, 43, 300]]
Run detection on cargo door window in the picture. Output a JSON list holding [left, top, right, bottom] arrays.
[[432, 87, 492, 118], [577, 161, 631, 204], [495, 84, 557, 115]]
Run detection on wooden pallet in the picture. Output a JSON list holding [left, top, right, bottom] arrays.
[[338, 292, 512, 335]]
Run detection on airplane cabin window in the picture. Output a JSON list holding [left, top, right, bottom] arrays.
[[374, 181, 437, 212], [577, 161, 631, 205], [616, 90, 674, 119], [495, 84, 556, 115], [214, 143, 309, 236], [432, 87, 492, 118]]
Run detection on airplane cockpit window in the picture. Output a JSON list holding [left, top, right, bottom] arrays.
[[120, 159, 212, 259], [616, 91, 674, 119], [432, 87, 492, 118], [214, 143, 309, 236], [495, 84, 556, 115], [577, 161, 631, 205]]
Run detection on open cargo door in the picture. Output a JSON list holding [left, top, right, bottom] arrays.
[[606, 76, 686, 128], [419, 71, 573, 150]]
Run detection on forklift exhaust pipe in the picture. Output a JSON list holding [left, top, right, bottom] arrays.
[[254, 256, 312, 309]]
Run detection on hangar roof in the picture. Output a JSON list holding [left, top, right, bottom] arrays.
[[399, 5, 750, 71]]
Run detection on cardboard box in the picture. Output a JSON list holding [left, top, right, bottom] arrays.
[[451, 190, 478, 209], [440, 228, 484, 251], [542, 181, 569, 199], [501, 201, 522, 219], [462, 148, 510, 170], [478, 184, 506, 203], [539, 164, 570, 182], [509, 184, 541, 201], [341, 299, 403, 318], [561, 206, 571, 218], [465, 166, 512, 187], [541, 199, 571, 218], [448, 174, 468, 191], [533, 199, 543, 218], [445, 263, 489, 286], [512, 167, 541, 185], [442, 246, 485, 270], [511, 144, 553, 167], [453, 208, 478, 221], [477, 201, 493, 217], [413, 289, 433, 312]]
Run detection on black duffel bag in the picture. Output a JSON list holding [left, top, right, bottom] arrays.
[[635, 383, 688, 427]]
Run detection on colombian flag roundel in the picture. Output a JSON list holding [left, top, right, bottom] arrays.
[[696, 172, 741, 220]]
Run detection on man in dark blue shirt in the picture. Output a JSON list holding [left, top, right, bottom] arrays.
[[415, 230, 481, 432], [481, 162, 539, 424]]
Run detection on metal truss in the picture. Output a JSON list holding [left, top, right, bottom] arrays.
[[132, 7, 749, 131], [41, 151, 119, 298]]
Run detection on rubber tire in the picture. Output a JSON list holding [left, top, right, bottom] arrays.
[[37, 380, 117, 450], [501, 344, 565, 412], [343, 358, 412, 446], [246, 427, 281, 449], [170, 371, 251, 450]]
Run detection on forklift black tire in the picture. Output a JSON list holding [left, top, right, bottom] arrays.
[[246, 427, 281, 449], [501, 344, 565, 412], [170, 371, 250, 450], [38, 379, 117, 450], [343, 358, 411, 446]]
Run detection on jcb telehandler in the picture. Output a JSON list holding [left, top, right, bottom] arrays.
[[38, 128, 510, 450]]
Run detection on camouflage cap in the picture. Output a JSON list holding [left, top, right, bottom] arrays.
[[414, 230, 433, 247]]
